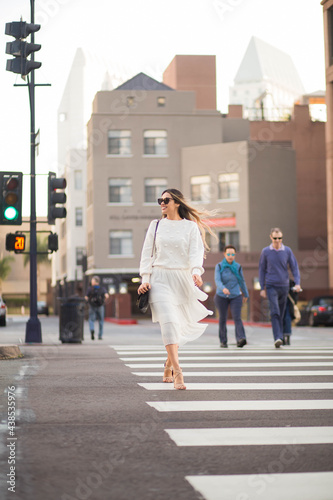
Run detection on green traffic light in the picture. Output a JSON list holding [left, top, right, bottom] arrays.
[[4, 206, 18, 221]]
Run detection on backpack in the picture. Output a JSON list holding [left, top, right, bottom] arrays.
[[89, 287, 105, 307]]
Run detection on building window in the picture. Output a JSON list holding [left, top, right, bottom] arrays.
[[218, 173, 239, 200], [109, 178, 132, 203], [74, 170, 82, 190], [157, 97, 166, 107], [219, 231, 240, 251], [191, 175, 211, 202], [109, 230, 133, 256], [108, 130, 131, 155], [76, 247, 85, 266], [143, 130, 167, 155], [144, 178, 168, 203], [75, 208, 83, 226], [127, 96, 135, 107]]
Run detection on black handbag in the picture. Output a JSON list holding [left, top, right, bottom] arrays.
[[136, 290, 150, 313], [136, 219, 160, 314]]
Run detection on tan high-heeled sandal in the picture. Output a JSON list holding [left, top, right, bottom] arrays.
[[163, 362, 173, 383], [173, 369, 186, 390]]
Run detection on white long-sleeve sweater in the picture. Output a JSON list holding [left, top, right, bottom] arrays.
[[139, 218, 205, 284]]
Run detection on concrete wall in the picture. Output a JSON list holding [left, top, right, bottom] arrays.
[[248, 143, 298, 251], [250, 105, 326, 250]]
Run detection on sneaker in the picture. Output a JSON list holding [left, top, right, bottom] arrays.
[[274, 339, 283, 348], [237, 339, 247, 348], [91, 331, 95, 340], [283, 335, 290, 345], [220, 342, 228, 348]]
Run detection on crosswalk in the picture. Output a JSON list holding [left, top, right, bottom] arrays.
[[111, 344, 333, 500]]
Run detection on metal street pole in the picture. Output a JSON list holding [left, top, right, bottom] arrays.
[[25, 0, 41, 342]]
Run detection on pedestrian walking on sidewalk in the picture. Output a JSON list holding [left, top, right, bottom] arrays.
[[138, 188, 213, 390], [214, 245, 249, 348], [85, 276, 109, 340], [259, 227, 301, 348]]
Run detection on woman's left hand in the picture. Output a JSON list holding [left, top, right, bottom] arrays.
[[192, 274, 202, 287], [243, 297, 248, 303]]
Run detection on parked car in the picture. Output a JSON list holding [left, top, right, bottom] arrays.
[[37, 301, 49, 316], [0, 296, 7, 327], [299, 296, 333, 327]]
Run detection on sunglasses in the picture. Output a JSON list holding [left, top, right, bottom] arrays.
[[272, 237, 283, 240], [226, 253, 235, 256], [157, 197, 173, 205]]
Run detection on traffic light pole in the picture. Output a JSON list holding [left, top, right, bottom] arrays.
[[25, 0, 41, 343]]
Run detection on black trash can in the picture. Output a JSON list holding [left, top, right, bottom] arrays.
[[59, 297, 86, 343]]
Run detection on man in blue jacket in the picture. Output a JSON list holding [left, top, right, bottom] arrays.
[[214, 245, 249, 348], [259, 228, 301, 348]]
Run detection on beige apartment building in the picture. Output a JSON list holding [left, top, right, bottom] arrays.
[[86, 73, 223, 294]]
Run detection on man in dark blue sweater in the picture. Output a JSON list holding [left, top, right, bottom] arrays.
[[259, 227, 301, 348]]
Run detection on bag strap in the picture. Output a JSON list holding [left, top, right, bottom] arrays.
[[151, 219, 160, 258]]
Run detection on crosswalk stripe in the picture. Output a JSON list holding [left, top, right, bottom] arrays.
[[132, 370, 333, 377], [186, 472, 333, 500], [165, 427, 333, 446], [116, 349, 333, 355], [111, 345, 333, 351], [138, 382, 333, 390], [126, 361, 333, 368], [121, 355, 333, 361], [147, 400, 333, 412]]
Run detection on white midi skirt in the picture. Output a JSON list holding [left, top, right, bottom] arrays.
[[149, 266, 213, 346]]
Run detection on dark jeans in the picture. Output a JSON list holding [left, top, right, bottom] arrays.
[[214, 294, 246, 344], [266, 285, 289, 341]]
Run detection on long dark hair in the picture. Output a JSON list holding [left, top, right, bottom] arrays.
[[161, 188, 216, 252]]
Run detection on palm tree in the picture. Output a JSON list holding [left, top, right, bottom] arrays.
[[0, 255, 14, 294]]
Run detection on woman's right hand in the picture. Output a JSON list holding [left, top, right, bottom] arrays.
[[223, 288, 230, 295], [138, 282, 151, 295]]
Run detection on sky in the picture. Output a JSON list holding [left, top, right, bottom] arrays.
[[0, 0, 326, 218]]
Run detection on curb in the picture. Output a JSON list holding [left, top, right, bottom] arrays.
[[105, 318, 138, 325], [0, 344, 23, 360]]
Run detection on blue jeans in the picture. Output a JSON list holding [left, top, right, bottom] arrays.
[[266, 286, 289, 341], [88, 305, 104, 338], [214, 294, 246, 344]]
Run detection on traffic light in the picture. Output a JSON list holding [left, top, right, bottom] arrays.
[[48, 233, 58, 252], [5, 20, 41, 76], [48, 172, 66, 225], [0, 172, 23, 225], [6, 233, 25, 253]]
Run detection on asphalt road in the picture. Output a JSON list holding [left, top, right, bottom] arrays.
[[0, 316, 333, 500]]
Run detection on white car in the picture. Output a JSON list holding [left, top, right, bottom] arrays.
[[0, 296, 7, 327]]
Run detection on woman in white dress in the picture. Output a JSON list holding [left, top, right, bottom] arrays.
[[138, 189, 213, 390]]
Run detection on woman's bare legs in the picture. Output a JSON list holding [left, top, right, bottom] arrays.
[[166, 344, 186, 390], [163, 355, 173, 383]]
